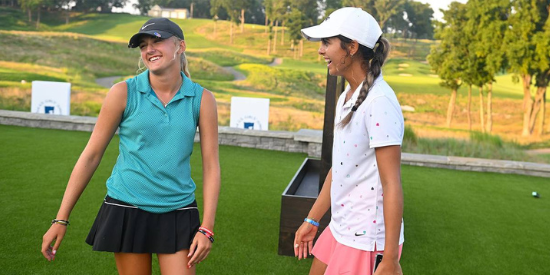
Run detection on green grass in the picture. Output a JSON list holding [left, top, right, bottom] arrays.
[[402, 165, 550, 274], [402, 126, 549, 163], [275, 58, 327, 74], [537, 154, 550, 163], [384, 58, 525, 99], [188, 57, 234, 81], [0, 67, 67, 82], [0, 31, 139, 81], [1, 125, 550, 274], [237, 64, 326, 100], [389, 37, 437, 62], [274, 56, 526, 101], [0, 6, 37, 31], [0, 125, 312, 274], [187, 49, 272, 67]]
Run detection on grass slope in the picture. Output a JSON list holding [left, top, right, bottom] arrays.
[[1, 7, 549, 145], [1, 125, 549, 274]]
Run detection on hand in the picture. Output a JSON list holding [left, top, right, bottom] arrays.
[[373, 258, 402, 275], [293, 222, 318, 260], [41, 224, 68, 261], [187, 232, 212, 269]]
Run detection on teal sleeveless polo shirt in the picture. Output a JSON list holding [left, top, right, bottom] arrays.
[[106, 70, 203, 213]]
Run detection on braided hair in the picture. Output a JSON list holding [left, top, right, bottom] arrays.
[[337, 35, 390, 128]]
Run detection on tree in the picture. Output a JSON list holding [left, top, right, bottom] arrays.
[[264, 0, 273, 30], [266, 0, 289, 53], [134, 0, 152, 15], [188, 0, 211, 18], [286, 0, 317, 57], [70, 0, 127, 12], [286, 9, 305, 59], [18, 0, 40, 22], [386, 4, 408, 38], [405, 0, 434, 40], [428, 2, 468, 128], [399, 0, 434, 58], [466, 0, 509, 133], [292, 0, 317, 25], [532, 4, 550, 135], [210, 0, 223, 36], [264, 0, 279, 52], [229, 0, 252, 32], [52, 0, 73, 23], [504, 0, 550, 136], [323, 0, 342, 16], [374, 0, 406, 29], [219, 0, 241, 43], [242, 0, 265, 25], [343, 0, 405, 30], [342, 0, 372, 10]]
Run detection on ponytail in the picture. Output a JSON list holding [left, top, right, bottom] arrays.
[[180, 52, 191, 79], [339, 37, 390, 128], [172, 36, 191, 79]]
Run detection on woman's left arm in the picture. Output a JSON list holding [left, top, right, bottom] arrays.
[[374, 145, 403, 275], [188, 89, 220, 268], [197, 89, 220, 232]]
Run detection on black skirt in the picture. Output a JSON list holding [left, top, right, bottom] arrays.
[[85, 196, 200, 254]]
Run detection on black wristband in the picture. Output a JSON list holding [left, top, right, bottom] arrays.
[[198, 229, 214, 243]]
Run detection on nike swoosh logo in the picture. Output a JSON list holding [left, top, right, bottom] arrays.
[[354, 232, 365, 236], [141, 23, 155, 30]]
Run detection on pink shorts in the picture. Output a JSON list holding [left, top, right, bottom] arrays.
[[311, 227, 403, 275]]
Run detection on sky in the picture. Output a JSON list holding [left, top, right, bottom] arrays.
[[113, 0, 470, 22], [417, 0, 468, 21]]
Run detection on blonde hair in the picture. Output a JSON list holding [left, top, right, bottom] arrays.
[[136, 36, 191, 79]]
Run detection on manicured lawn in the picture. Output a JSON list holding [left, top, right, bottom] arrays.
[[1, 124, 549, 274]]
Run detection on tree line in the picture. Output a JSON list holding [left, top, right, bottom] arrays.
[[10, 0, 548, 137], [428, 0, 550, 136], [5, 0, 434, 39], [5, 0, 435, 70]]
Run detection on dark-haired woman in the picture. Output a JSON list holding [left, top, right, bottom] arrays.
[[294, 7, 405, 275]]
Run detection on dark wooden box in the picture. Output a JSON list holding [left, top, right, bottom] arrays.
[[278, 158, 331, 256]]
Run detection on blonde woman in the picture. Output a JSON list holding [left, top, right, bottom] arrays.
[[41, 18, 220, 275]]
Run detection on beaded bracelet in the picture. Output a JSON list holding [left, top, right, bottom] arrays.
[[304, 218, 319, 227], [198, 229, 215, 243], [51, 219, 70, 226]]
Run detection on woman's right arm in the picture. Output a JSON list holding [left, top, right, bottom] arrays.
[[41, 82, 127, 261], [293, 167, 332, 260]]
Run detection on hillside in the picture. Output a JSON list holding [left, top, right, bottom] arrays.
[[1, 7, 549, 153]]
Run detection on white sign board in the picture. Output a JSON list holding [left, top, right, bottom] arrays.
[[31, 81, 71, 115], [230, 97, 270, 130]]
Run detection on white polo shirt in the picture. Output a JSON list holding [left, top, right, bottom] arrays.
[[329, 74, 405, 252]]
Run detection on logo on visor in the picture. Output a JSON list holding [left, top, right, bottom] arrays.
[[141, 23, 155, 30], [154, 32, 161, 37]]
